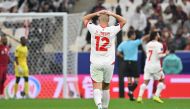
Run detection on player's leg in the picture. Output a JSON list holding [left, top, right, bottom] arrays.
[[14, 64, 21, 98], [0, 67, 7, 99], [153, 71, 165, 103], [0, 66, 4, 98], [102, 65, 114, 109], [102, 83, 110, 109], [23, 76, 29, 97], [90, 64, 103, 109], [14, 76, 20, 98], [23, 65, 29, 98], [132, 61, 139, 92], [128, 61, 139, 101], [137, 70, 151, 103]]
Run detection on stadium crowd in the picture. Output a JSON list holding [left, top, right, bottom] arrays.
[[0, 0, 77, 13], [81, 0, 190, 51], [0, 0, 189, 51]]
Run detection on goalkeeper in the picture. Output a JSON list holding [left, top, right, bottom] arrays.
[[13, 37, 29, 98]]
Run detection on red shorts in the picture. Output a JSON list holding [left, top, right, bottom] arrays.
[[0, 65, 7, 82]]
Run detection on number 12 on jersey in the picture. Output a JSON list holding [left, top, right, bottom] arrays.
[[95, 36, 110, 51]]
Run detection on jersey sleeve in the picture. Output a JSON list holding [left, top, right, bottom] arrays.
[[117, 42, 124, 52], [87, 22, 96, 34], [134, 39, 142, 46]]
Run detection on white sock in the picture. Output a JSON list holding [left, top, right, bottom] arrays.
[[155, 82, 165, 97], [138, 84, 147, 97], [102, 90, 110, 109], [93, 89, 102, 106]]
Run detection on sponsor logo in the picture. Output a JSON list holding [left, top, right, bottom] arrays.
[[5, 76, 41, 99]]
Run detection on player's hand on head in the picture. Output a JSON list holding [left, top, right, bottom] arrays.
[[105, 10, 113, 16], [96, 10, 107, 16]]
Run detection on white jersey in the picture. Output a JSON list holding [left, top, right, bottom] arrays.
[[144, 40, 164, 73], [87, 22, 121, 65]]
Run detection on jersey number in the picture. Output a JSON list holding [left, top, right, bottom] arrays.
[[148, 50, 153, 61], [95, 36, 110, 51]]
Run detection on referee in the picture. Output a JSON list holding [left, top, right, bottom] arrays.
[[117, 30, 148, 101]]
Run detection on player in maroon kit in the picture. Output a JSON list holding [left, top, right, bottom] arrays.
[[0, 35, 10, 99]]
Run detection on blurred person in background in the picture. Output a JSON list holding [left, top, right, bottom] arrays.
[[0, 35, 10, 99], [155, 15, 167, 30], [163, 48, 183, 74], [185, 37, 190, 50], [14, 37, 29, 98], [161, 27, 174, 50], [117, 30, 149, 101], [137, 30, 169, 103], [183, 13, 190, 32], [172, 27, 187, 50], [140, 0, 153, 18], [177, 0, 190, 15], [130, 6, 147, 38], [175, 5, 188, 25]]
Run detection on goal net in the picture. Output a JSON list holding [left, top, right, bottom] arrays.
[[0, 13, 84, 99]]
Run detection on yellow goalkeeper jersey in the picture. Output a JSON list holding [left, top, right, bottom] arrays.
[[14, 45, 28, 65]]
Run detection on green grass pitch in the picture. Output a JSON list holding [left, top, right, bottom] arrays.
[[0, 99, 189, 109]]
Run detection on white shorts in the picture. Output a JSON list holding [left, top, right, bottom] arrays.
[[144, 65, 165, 80], [90, 64, 114, 83]]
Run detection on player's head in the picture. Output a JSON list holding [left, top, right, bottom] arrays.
[[98, 14, 109, 24], [0, 35, 7, 45], [127, 30, 136, 40], [149, 31, 160, 41], [20, 36, 27, 46]]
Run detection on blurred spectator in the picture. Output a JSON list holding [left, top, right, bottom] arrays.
[[185, 37, 190, 50], [130, 6, 147, 38], [169, 16, 181, 35], [141, 0, 153, 17], [155, 15, 166, 30], [164, 0, 177, 16], [182, 26, 190, 38], [163, 48, 183, 74], [177, 0, 190, 15], [58, 0, 69, 12], [161, 27, 174, 50], [183, 14, 190, 32], [172, 27, 187, 50], [175, 5, 188, 24]]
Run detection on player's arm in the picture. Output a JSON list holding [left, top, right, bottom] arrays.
[[83, 10, 107, 27], [106, 11, 126, 28], [117, 43, 124, 58], [117, 51, 124, 58], [158, 49, 169, 58], [141, 34, 149, 42]]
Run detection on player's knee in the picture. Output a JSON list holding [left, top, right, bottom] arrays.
[[16, 77, 20, 83], [24, 77, 28, 82], [157, 82, 166, 89], [140, 83, 147, 90], [102, 83, 110, 90]]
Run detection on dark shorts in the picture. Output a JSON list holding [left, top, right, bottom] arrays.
[[0, 65, 7, 82], [122, 60, 139, 78]]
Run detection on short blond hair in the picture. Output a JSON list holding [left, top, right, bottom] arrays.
[[98, 14, 109, 23]]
